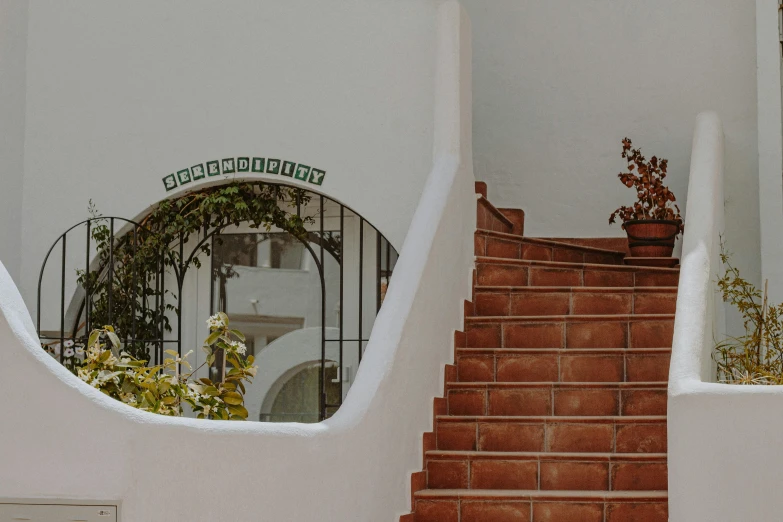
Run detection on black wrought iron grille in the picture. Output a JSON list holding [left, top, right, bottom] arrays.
[[36, 182, 398, 422]]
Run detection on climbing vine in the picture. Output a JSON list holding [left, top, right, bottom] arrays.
[[72, 182, 314, 360]]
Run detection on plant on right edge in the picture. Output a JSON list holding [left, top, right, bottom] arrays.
[[609, 138, 684, 260], [714, 244, 783, 384]]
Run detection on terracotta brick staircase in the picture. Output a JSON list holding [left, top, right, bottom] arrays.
[[401, 183, 675, 522]]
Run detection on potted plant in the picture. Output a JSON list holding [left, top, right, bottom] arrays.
[[609, 138, 684, 258]]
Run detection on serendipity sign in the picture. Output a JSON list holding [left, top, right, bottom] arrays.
[[162, 157, 326, 192]]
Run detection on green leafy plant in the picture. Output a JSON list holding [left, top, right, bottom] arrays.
[[76, 313, 257, 419], [608, 138, 684, 236], [74, 182, 314, 360], [714, 244, 783, 384]]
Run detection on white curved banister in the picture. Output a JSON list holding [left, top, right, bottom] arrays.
[[668, 112, 783, 521], [669, 111, 725, 392]]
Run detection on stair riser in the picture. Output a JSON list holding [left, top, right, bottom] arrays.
[[446, 388, 667, 417], [476, 263, 679, 288], [457, 352, 670, 383], [466, 320, 674, 349], [426, 458, 667, 491], [436, 420, 667, 453], [414, 499, 668, 522], [475, 234, 624, 265], [473, 290, 677, 317]]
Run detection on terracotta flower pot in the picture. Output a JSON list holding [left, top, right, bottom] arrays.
[[623, 219, 680, 258]]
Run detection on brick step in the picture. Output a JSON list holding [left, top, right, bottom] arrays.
[[456, 348, 671, 383], [472, 286, 677, 317], [445, 382, 666, 417], [412, 489, 667, 522], [425, 451, 667, 492], [476, 257, 679, 288], [475, 230, 626, 266], [435, 415, 667, 453], [465, 314, 675, 349]]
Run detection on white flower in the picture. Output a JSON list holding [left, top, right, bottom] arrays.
[[63, 347, 75, 358], [64, 339, 75, 348], [206, 313, 227, 330], [227, 340, 247, 355]]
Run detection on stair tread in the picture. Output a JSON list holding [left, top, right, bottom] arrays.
[[446, 381, 669, 389], [465, 313, 675, 323], [477, 256, 679, 273], [457, 347, 671, 354], [426, 450, 667, 460], [414, 489, 668, 500], [474, 285, 678, 293], [476, 229, 626, 257], [437, 415, 666, 422]]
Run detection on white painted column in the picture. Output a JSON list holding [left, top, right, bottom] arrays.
[[758, 0, 783, 300]]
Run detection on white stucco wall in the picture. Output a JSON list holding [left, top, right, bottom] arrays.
[[0, 4, 475, 521], [0, 0, 28, 284], [462, 0, 761, 288], [756, 0, 783, 302], [18, 0, 439, 316]]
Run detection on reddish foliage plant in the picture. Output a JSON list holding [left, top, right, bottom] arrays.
[[609, 138, 684, 236]]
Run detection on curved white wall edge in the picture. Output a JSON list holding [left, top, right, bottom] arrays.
[[0, 2, 475, 521], [669, 112, 783, 521]]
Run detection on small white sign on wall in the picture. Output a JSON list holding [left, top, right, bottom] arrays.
[[0, 503, 117, 521]]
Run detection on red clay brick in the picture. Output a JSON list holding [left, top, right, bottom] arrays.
[[448, 390, 487, 416], [615, 423, 667, 453], [427, 460, 469, 489], [489, 388, 552, 416], [584, 270, 634, 287], [626, 353, 670, 382], [530, 267, 581, 286], [461, 501, 531, 522], [479, 423, 545, 451], [635, 271, 679, 287], [474, 234, 486, 257], [458, 356, 495, 382], [487, 238, 521, 259], [572, 293, 632, 315], [560, 354, 624, 382], [552, 247, 584, 263], [509, 293, 570, 316], [585, 252, 622, 264], [496, 354, 559, 382], [475, 293, 510, 316], [477, 264, 529, 286], [533, 502, 604, 522], [630, 321, 674, 348], [521, 243, 552, 261], [611, 462, 668, 491], [433, 398, 447, 417], [567, 321, 627, 349], [470, 460, 538, 490], [467, 324, 502, 348], [548, 422, 614, 452], [621, 390, 667, 416], [605, 501, 668, 522], [437, 422, 477, 451], [415, 500, 459, 522], [540, 460, 609, 490], [634, 292, 677, 314], [554, 388, 619, 416], [504, 323, 564, 348]]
